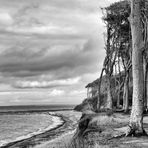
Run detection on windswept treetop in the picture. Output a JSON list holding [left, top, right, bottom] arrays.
[[102, 0, 131, 60]]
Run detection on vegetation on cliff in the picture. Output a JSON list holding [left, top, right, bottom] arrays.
[[74, 1, 148, 147]]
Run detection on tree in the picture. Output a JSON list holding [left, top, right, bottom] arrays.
[[127, 0, 146, 136], [122, 45, 132, 112], [97, 1, 131, 111]]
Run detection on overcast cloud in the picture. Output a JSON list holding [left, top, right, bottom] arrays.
[[0, 0, 119, 105]]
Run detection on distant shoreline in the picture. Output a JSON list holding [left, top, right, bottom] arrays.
[[0, 104, 76, 108], [0, 108, 73, 115]]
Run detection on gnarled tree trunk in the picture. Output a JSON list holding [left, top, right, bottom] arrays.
[[127, 0, 146, 136]]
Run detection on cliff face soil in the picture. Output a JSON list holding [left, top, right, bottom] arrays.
[[74, 97, 98, 112]]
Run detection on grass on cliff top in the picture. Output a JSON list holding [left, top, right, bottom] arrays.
[[69, 113, 148, 148]]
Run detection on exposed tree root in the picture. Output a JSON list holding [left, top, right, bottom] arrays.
[[125, 125, 147, 137], [82, 128, 102, 137], [108, 133, 126, 140], [109, 125, 148, 140]]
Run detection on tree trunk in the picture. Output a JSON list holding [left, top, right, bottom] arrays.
[[123, 72, 129, 113], [117, 82, 124, 109], [127, 0, 146, 136], [143, 60, 148, 111], [117, 90, 120, 108], [96, 68, 105, 112], [122, 76, 126, 110], [146, 65, 148, 109], [106, 75, 113, 110]]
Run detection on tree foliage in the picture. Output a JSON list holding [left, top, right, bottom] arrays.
[[97, 1, 131, 111]]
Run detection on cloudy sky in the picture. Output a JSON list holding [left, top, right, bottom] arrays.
[[0, 0, 118, 106]]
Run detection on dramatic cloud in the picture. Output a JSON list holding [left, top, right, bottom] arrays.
[[14, 77, 81, 88], [49, 89, 65, 96], [0, 0, 119, 105]]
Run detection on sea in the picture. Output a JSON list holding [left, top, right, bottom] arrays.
[[0, 105, 74, 147]]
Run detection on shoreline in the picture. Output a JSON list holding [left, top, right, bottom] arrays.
[[0, 113, 63, 147], [1, 112, 66, 148], [0, 110, 81, 148]]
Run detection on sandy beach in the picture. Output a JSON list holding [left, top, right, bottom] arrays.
[[34, 111, 81, 148]]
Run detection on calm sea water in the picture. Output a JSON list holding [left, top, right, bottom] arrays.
[[0, 105, 74, 147]]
